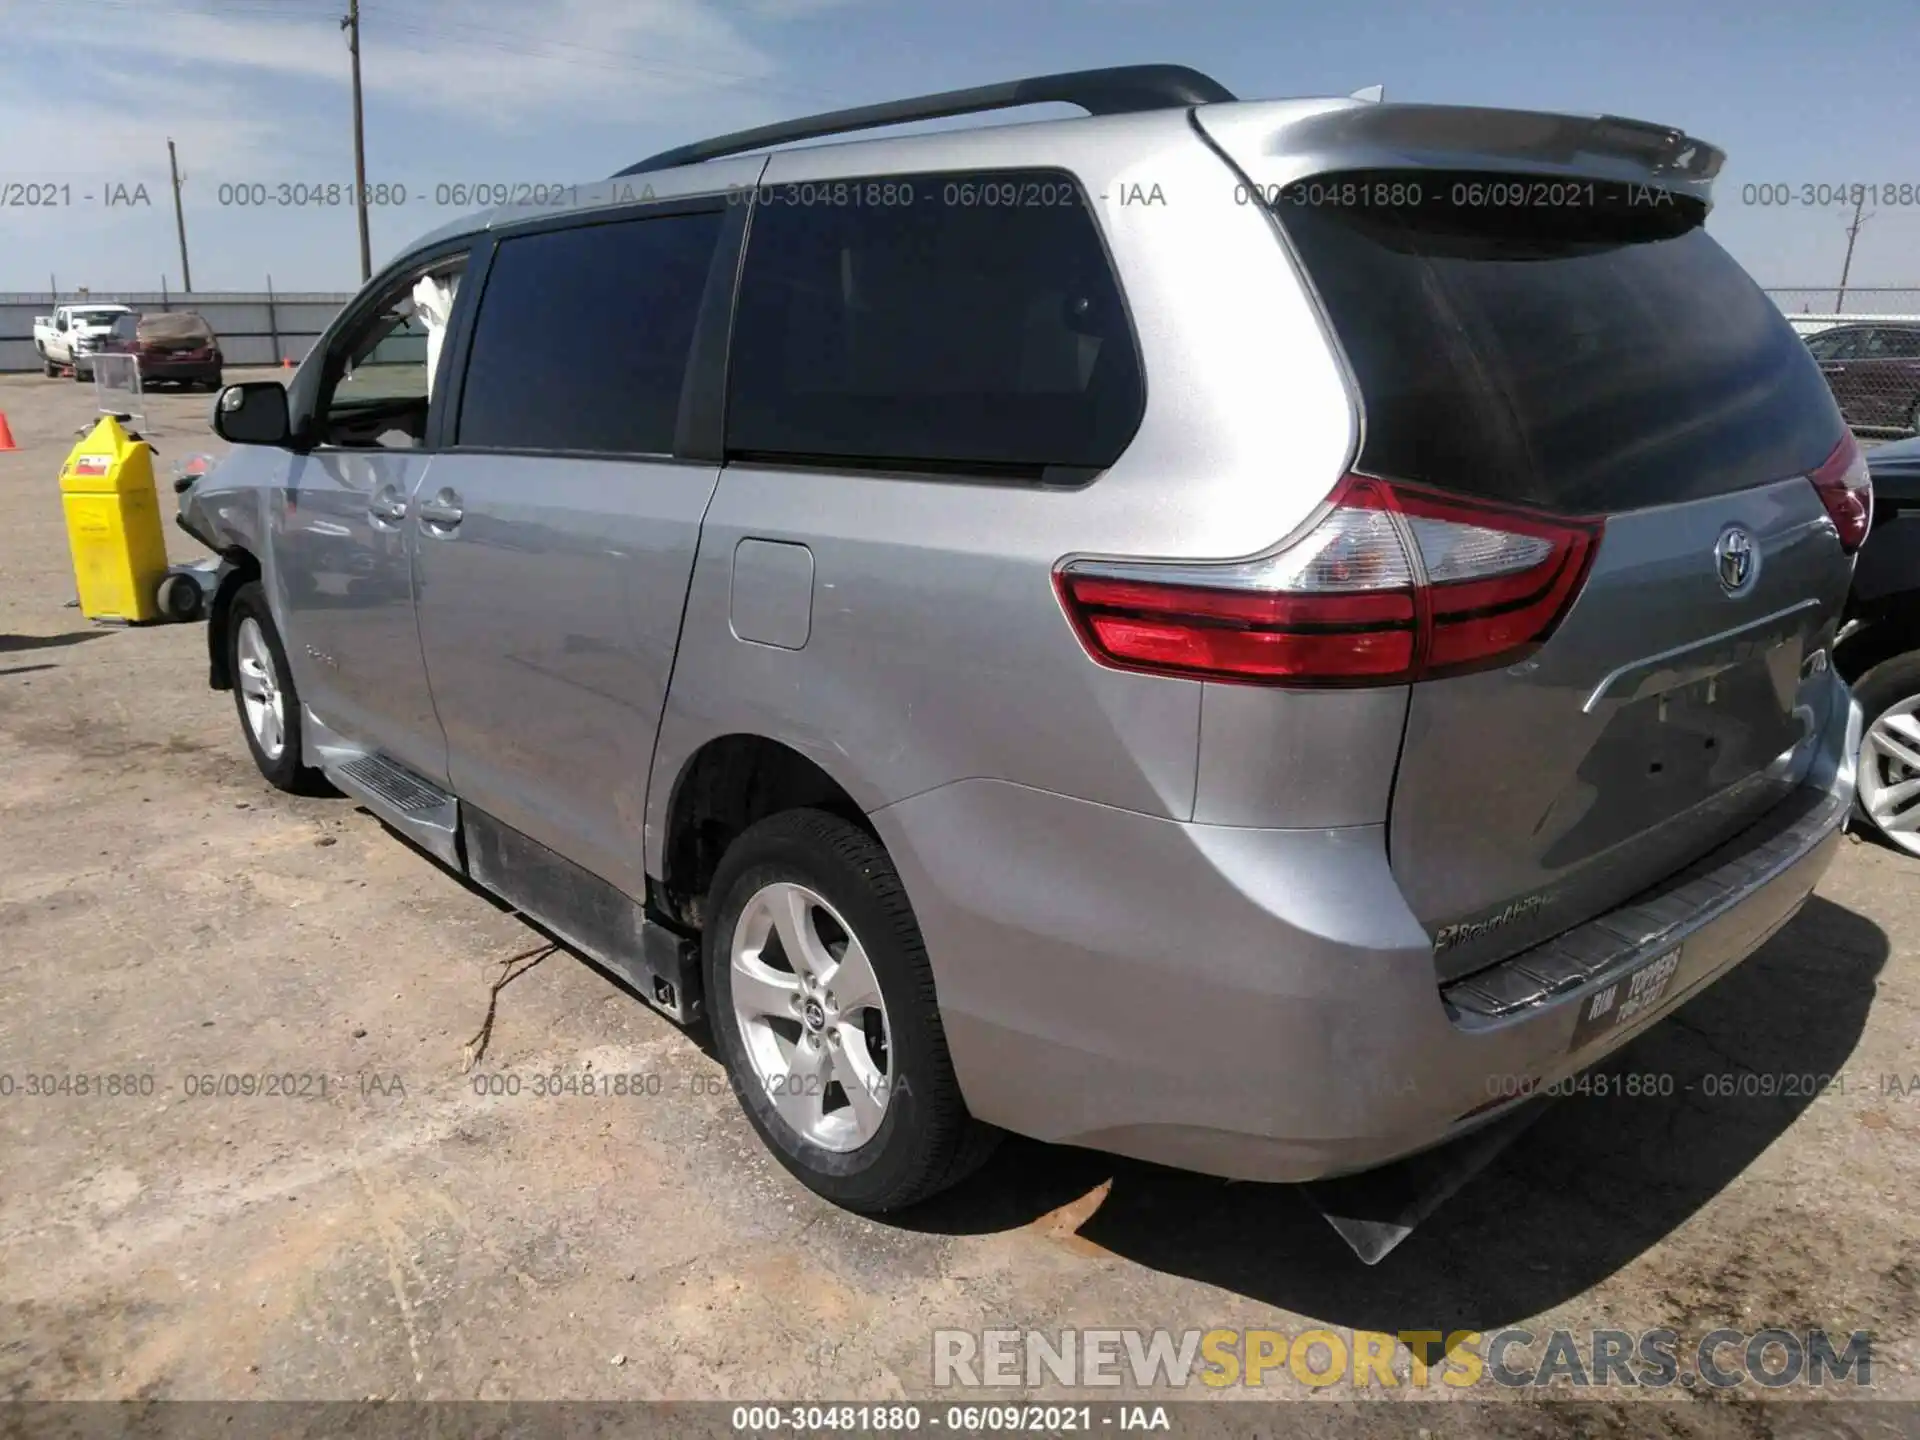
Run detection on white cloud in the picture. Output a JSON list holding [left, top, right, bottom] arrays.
[[6, 0, 842, 160], [0, 0, 865, 284], [0, 58, 289, 181]]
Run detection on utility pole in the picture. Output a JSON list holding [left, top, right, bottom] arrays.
[[167, 138, 193, 292], [342, 0, 372, 282], [1836, 192, 1872, 314]]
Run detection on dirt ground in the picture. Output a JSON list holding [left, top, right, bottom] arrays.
[[0, 370, 1916, 1432]]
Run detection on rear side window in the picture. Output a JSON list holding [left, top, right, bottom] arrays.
[[458, 209, 723, 454], [1277, 171, 1844, 513], [726, 170, 1144, 480], [1867, 329, 1920, 359], [1806, 330, 1862, 361]]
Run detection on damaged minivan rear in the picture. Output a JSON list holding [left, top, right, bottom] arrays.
[[917, 100, 1862, 1202], [191, 70, 1864, 1235]]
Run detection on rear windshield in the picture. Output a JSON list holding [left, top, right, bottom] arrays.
[[139, 313, 214, 340], [1275, 171, 1844, 514]]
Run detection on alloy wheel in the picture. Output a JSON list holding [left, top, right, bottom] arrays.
[[729, 880, 894, 1152], [235, 616, 287, 761], [1860, 693, 1920, 855]]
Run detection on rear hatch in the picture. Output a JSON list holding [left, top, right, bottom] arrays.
[[139, 312, 216, 355], [1201, 108, 1858, 979]]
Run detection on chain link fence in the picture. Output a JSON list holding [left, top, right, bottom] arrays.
[[1765, 289, 1920, 437]]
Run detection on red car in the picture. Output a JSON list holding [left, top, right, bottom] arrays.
[[101, 311, 225, 390]]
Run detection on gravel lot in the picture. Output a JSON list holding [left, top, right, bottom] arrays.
[[0, 370, 1915, 1434]]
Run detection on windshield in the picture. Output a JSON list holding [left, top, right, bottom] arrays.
[[72, 309, 126, 327]]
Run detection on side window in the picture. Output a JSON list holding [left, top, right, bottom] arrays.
[[314, 256, 466, 450], [1879, 329, 1920, 359], [726, 170, 1145, 479], [456, 210, 724, 454], [1809, 328, 1862, 361]]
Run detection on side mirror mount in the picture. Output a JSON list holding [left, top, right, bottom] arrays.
[[212, 381, 291, 448]]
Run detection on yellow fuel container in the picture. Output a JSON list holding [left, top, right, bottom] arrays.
[[59, 415, 169, 623]]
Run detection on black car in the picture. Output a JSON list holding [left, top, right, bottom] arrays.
[[1837, 435, 1920, 852]]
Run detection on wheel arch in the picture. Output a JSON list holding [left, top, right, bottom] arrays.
[[655, 733, 874, 931], [205, 548, 263, 691]]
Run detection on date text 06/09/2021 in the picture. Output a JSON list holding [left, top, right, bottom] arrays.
[[727, 1404, 1171, 1433]]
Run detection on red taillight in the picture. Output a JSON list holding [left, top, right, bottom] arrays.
[[1809, 433, 1872, 553], [1055, 476, 1603, 687]]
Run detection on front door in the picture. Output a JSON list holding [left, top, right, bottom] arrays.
[[271, 255, 467, 784], [413, 206, 727, 898]]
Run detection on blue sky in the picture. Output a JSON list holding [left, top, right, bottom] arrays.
[[3, 0, 1916, 299]]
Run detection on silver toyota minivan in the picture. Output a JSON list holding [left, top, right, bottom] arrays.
[[183, 66, 1869, 1215]]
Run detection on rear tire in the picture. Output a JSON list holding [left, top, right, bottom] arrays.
[[1852, 650, 1920, 856], [42, 355, 56, 377], [703, 809, 998, 1211], [225, 581, 326, 795]]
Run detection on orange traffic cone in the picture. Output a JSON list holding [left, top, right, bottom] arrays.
[[282, 356, 294, 369], [0, 412, 15, 451]]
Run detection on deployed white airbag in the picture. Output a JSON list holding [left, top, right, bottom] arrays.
[[413, 272, 460, 398]]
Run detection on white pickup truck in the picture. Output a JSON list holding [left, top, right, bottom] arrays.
[[33, 303, 134, 379]]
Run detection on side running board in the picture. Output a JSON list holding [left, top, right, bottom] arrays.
[[324, 751, 462, 870], [301, 707, 702, 1025]]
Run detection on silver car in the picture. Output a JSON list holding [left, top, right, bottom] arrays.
[[183, 65, 1869, 1216]]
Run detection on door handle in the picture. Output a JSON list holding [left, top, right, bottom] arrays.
[[368, 488, 407, 526], [417, 488, 464, 532]]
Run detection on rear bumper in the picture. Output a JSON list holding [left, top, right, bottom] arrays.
[[873, 671, 1859, 1183]]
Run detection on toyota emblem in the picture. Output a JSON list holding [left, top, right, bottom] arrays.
[[1714, 526, 1758, 596]]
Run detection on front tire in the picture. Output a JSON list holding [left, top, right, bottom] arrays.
[[703, 809, 998, 1211], [226, 582, 325, 794], [1854, 650, 1920, 856]]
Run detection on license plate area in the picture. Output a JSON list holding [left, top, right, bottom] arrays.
[[1568, 945, 1682, 1051]]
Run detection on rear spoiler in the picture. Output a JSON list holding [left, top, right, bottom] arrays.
[[1198, 100, 1724, 206]]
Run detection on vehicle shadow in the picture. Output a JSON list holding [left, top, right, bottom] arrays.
[[891, 895, 1889, 1331], [0, 631, 109, 654]]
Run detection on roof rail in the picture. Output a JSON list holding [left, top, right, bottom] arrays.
[[613, 64, 1236, 177]]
